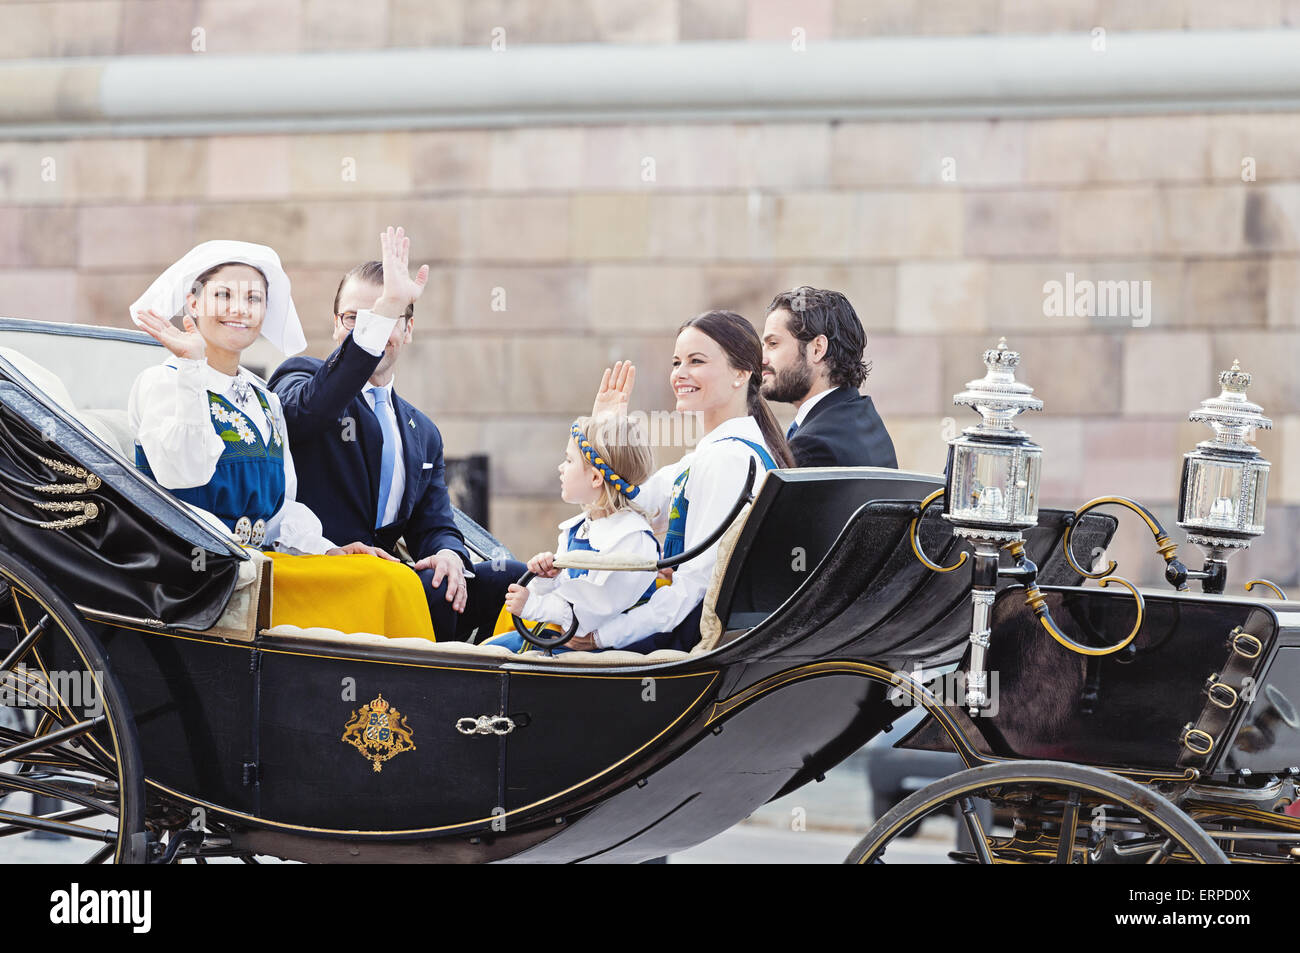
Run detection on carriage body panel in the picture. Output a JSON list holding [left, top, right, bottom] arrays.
[[899, 586, 1300, 779]]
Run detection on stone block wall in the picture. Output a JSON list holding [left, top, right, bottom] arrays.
[[3, 5, 1299, 586], [3, 0, 1300, 57]]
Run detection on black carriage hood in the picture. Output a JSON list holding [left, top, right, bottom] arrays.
[[0, 351, 245, 631]]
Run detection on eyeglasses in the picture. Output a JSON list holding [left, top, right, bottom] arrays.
[[337, 310, 412, 330]]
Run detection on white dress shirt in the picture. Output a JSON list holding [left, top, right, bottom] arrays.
[[352, 308, 405, 528], [593, 415, 773, 649], [794, 385, 840, 427], [522, 509, 660, 636], [128, 358, 336, 555]]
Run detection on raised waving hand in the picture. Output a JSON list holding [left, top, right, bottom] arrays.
[[592, 360, 636, 417], [373, 225, 429, 317], [135, 308, 206, 362]]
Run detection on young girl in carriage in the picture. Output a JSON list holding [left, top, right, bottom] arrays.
[[487, 413, 660, 654]]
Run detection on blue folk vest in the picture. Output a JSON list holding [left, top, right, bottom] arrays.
[[662, 436, 777, 560], [136, 386, 286, 534]]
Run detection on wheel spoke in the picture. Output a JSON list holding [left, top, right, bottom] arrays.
[[0, 557, 145, 864], [0, 725, 118, 778], [26, 643, 79, 724], [1146, 838, 1175, 864], [0, 772, 120, 818], [0, 805, 100, 838], [0, 613, 47, 674], [958, 796, 994, 864], [0, 715, 103, 766], [0, 807, 115, 842], [1, 668, 69, 724], [1056, 792, 1081, 864]]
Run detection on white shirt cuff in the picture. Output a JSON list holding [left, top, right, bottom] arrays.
[[352, 309, 399, 357]]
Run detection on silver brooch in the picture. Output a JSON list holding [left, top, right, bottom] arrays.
[[228, 372, 253, 406]]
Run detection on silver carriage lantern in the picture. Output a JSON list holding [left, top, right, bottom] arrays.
[[1177, 360, 1272, 594], [944, 338, 1044, 540], [941, 339, 1044, 714]]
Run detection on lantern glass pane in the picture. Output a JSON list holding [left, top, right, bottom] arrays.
[[1187, 460, 1244, 530], [1251, 470, 1268, 530], [1015, 451, 1042, 523], [951, 446, 1015, 522]]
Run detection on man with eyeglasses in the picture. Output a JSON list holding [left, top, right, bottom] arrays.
[[268, 227, 523, 642]]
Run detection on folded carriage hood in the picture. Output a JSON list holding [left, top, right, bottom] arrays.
[[0, 371, 244, 632]]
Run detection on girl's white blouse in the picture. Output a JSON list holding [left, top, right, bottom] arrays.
[[128, 358, 335, 555], [522, 509, 660, 637]]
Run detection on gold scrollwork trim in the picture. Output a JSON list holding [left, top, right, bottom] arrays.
[[909, 489, 968, 574], [1062, 496, 1176, 581], [34, 455, 102, 493], [1245, 579, 1287, 600], [1023, 584, 1047, 613], [33, 499, 100, 530], [1028, 576, 1144, 657]]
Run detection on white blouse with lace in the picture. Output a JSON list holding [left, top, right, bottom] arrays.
[[128, 357, 336, 555]]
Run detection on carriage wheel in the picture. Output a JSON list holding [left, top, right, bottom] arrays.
[[846, 760, 1227, 865], [0, 550, 148, 863]]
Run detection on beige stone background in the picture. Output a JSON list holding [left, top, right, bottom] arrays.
[[2, 0, 1300, 586]]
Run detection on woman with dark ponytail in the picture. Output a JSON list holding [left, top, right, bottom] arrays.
[[585, 310, 793, 653], [684, 311, 797, 470]]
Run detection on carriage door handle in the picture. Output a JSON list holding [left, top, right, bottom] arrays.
[[456, 715, 515, 736]]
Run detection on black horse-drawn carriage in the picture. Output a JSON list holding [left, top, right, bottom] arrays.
[[0, 317, 1297, 863]]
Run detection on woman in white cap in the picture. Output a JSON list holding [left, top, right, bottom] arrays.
[[127, 229, 437, 640]]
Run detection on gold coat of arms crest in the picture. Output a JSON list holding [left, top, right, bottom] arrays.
[[341, 693, 416, 772]]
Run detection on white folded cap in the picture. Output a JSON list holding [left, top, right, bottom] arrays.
[[128, 240, 306, 356]]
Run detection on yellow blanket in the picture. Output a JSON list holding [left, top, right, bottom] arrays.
[[265, 552, 436, 641]]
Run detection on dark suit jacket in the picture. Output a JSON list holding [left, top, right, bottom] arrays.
[[789, 387, 899, 469], [268, 336, 471, 567]]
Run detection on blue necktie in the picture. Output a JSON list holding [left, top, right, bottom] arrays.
[[371, 387, 399, 529], [786, 420, 799, 441]]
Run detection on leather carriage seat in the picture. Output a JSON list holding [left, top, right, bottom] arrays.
[[697, 467, 943, 650]]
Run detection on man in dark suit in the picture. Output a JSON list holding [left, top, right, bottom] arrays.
[[268, 227, 522, 641], [760, 287, 898, 469]]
